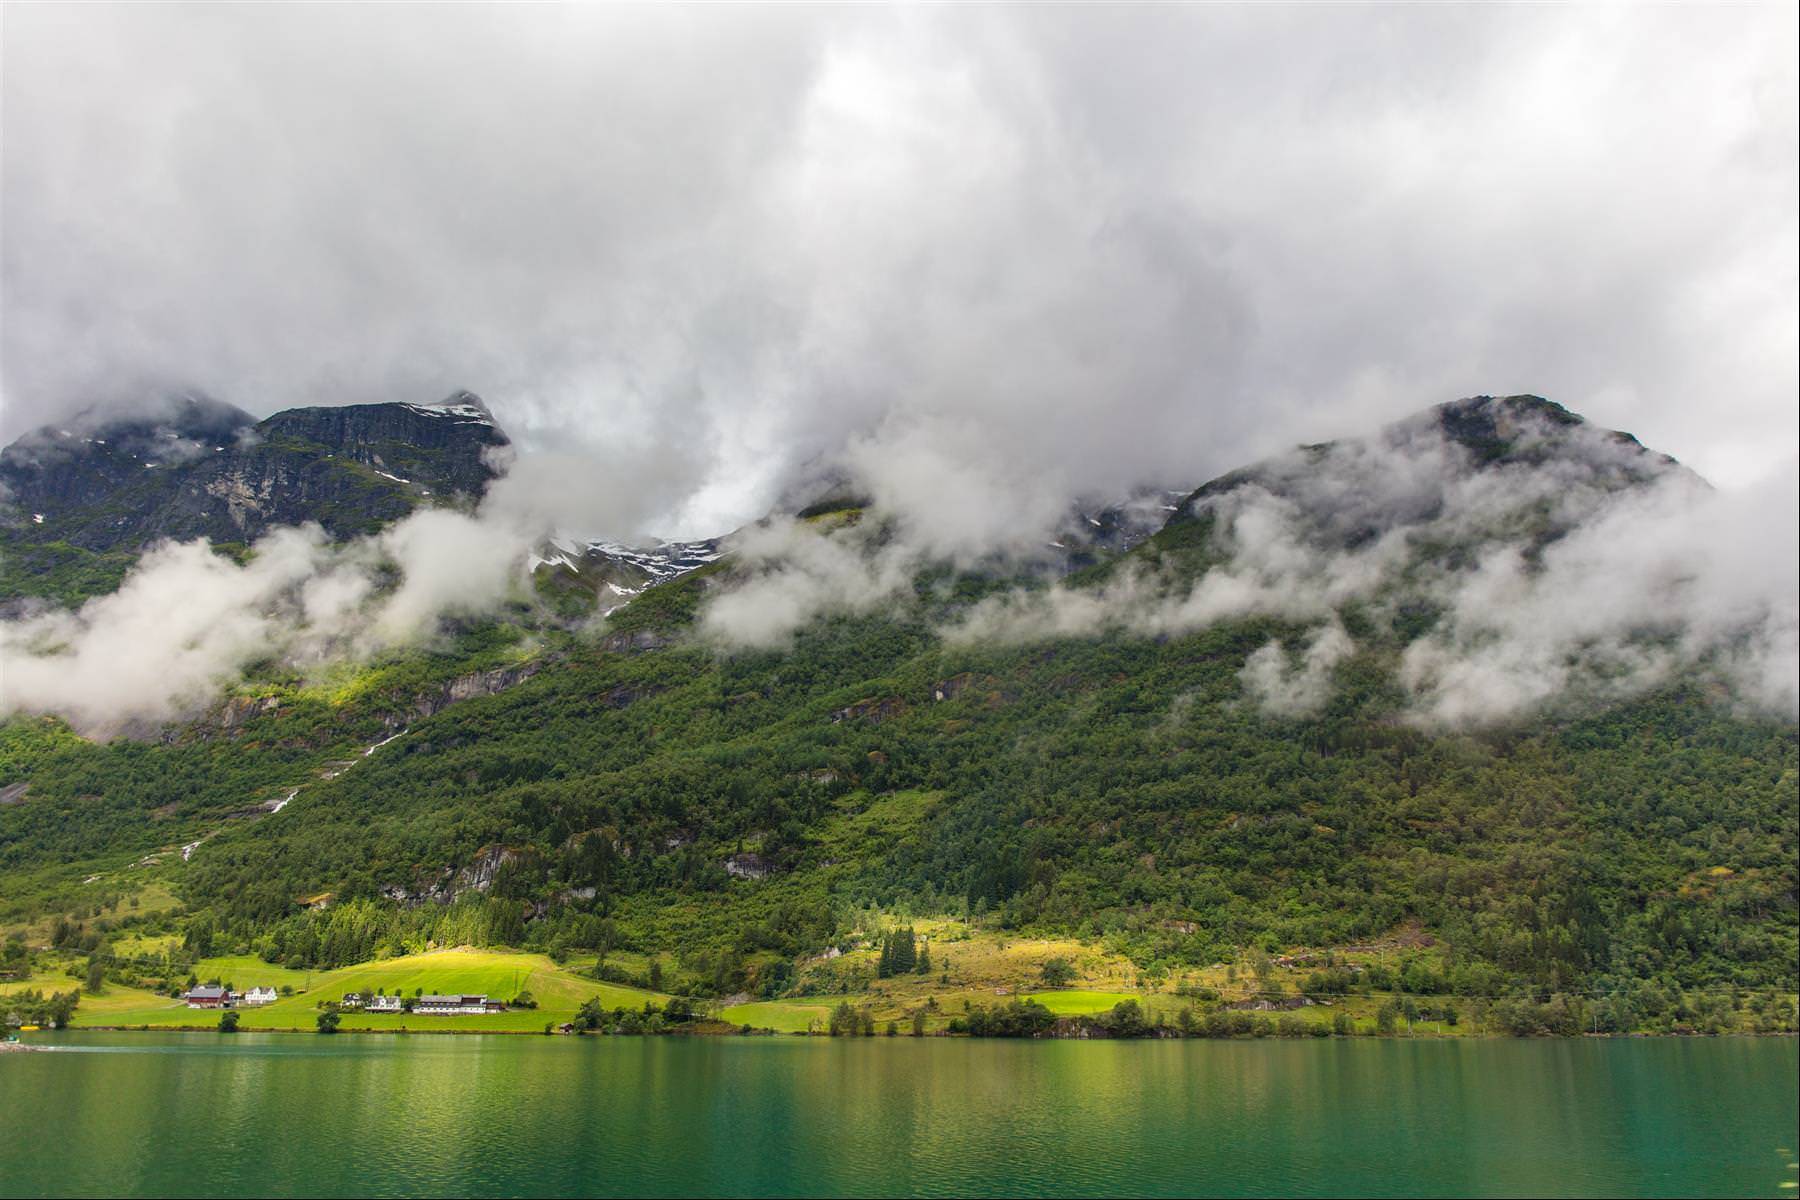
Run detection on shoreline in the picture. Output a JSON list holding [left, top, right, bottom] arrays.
[[40, 1022, 1800, 1041]]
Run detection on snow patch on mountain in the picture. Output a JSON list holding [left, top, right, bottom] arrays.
[[580, 538, 721, 583], [402, 402, 493, 424]]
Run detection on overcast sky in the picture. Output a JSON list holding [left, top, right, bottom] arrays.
[[3, 3, 1795, 540]]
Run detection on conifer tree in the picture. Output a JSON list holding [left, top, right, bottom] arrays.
[[893, 926, 917, 974]]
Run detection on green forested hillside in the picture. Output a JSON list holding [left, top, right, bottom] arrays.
[[1, 397, 1794, 1036], [2, 573, 1792, 1030]]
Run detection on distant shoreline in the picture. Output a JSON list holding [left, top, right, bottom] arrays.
[[38, 1023, 1800, 1041]]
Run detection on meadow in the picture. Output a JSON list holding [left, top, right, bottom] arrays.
[[2, 947, 668, 1032]]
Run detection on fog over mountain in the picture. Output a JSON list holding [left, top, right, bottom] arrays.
[[5, 4, 1795, 548], [1, 7, 1795, 736]]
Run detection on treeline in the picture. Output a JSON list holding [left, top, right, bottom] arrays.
[[568, 995, 702, 1036], [1, 988, 78, 1028]]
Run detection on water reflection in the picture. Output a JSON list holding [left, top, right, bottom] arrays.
[[4, 1034, 1794, 1198]]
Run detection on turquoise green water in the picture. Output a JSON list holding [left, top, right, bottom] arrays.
[[1, 1034, 1793, 1197]]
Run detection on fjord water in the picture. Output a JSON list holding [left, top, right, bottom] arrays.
[[2, 1034, 1793, 1198]]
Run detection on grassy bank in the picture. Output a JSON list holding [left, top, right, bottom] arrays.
[[3, 947, 669, 1033], [8, 926, 1795, 1039]]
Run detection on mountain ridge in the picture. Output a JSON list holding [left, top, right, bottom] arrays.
[[0, 390, 508, 551], [0, 391, 510, 607]]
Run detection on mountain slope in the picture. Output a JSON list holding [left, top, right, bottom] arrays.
[[0, 395, 1792, 1032]]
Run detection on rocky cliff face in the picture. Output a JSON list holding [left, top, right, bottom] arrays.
[[0, 391, 508, 554]]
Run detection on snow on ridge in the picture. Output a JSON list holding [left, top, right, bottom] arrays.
[[527, 548, 583, 574], [529, 533, 721, 589], [401, 402, 493, 425], [582, 538, 721, 582]]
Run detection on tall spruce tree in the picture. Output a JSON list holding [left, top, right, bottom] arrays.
[[894, 926, 917, 974]]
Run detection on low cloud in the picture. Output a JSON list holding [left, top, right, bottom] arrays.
[[1239, 621, 1357, 719], [931, 408, 1799, 725], [3, 404, 1793, 732], [697, 516, 915, 650], [4, 4, 1793, 548], [1400, 464, 1799, 724], [0, 509, 531, 736], [2, 7, 1792, 733]]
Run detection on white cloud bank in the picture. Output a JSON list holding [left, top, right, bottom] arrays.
[[932, 409, 1798, 725], [1, 403, 1793, 734], [0, 510, 529, 736], [0, 6, 1794, 731], [3, 4, 1794, 543]]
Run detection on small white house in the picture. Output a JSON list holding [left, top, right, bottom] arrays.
[[367, 995, 403, 1013], [242, 986, 278, 1006]]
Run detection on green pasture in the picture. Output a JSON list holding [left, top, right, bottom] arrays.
[[1023, 990, 1136, 1015], [718, 1000, 834, 1033], [8, 947, 670, 1032]]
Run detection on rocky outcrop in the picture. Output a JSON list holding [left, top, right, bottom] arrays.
[[1225, 995, 1312, 1012], [217, 695, 281, 731], [829, 696, 907, 725], [929, 674, 1008, 706], [931, 674, 979, 702], [454, 846, 521, 893], [724, 852, 771, 880], [404, 663, 542, 723], [598, 628, 670, 655], [375, 843, 557, 906]]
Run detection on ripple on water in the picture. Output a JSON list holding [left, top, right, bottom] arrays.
[[2, 1033, 1794, 1198]]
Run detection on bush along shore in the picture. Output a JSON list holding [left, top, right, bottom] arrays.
[[5, 924, 1796, 1041]]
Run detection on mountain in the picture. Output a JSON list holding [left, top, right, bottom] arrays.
[[0, 390, 509, 606], [0, 394, 1792, 1037], [530, 535, 725, 616], [1171, 394, 1689, 546]]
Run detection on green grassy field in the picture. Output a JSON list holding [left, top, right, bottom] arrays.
[[10, 923, 1751, 1038], [3, 947, 670, 1032], [190, 954, 315, 991], [718, 1000, 835, 1033], [0, 970, 179, 1026], [1024, 990, 1136, 1015]]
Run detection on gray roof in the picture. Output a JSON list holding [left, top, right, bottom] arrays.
[[185, 985, 228, 999]]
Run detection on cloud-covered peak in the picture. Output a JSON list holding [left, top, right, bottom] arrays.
[[3, 5, 1793, 546]]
